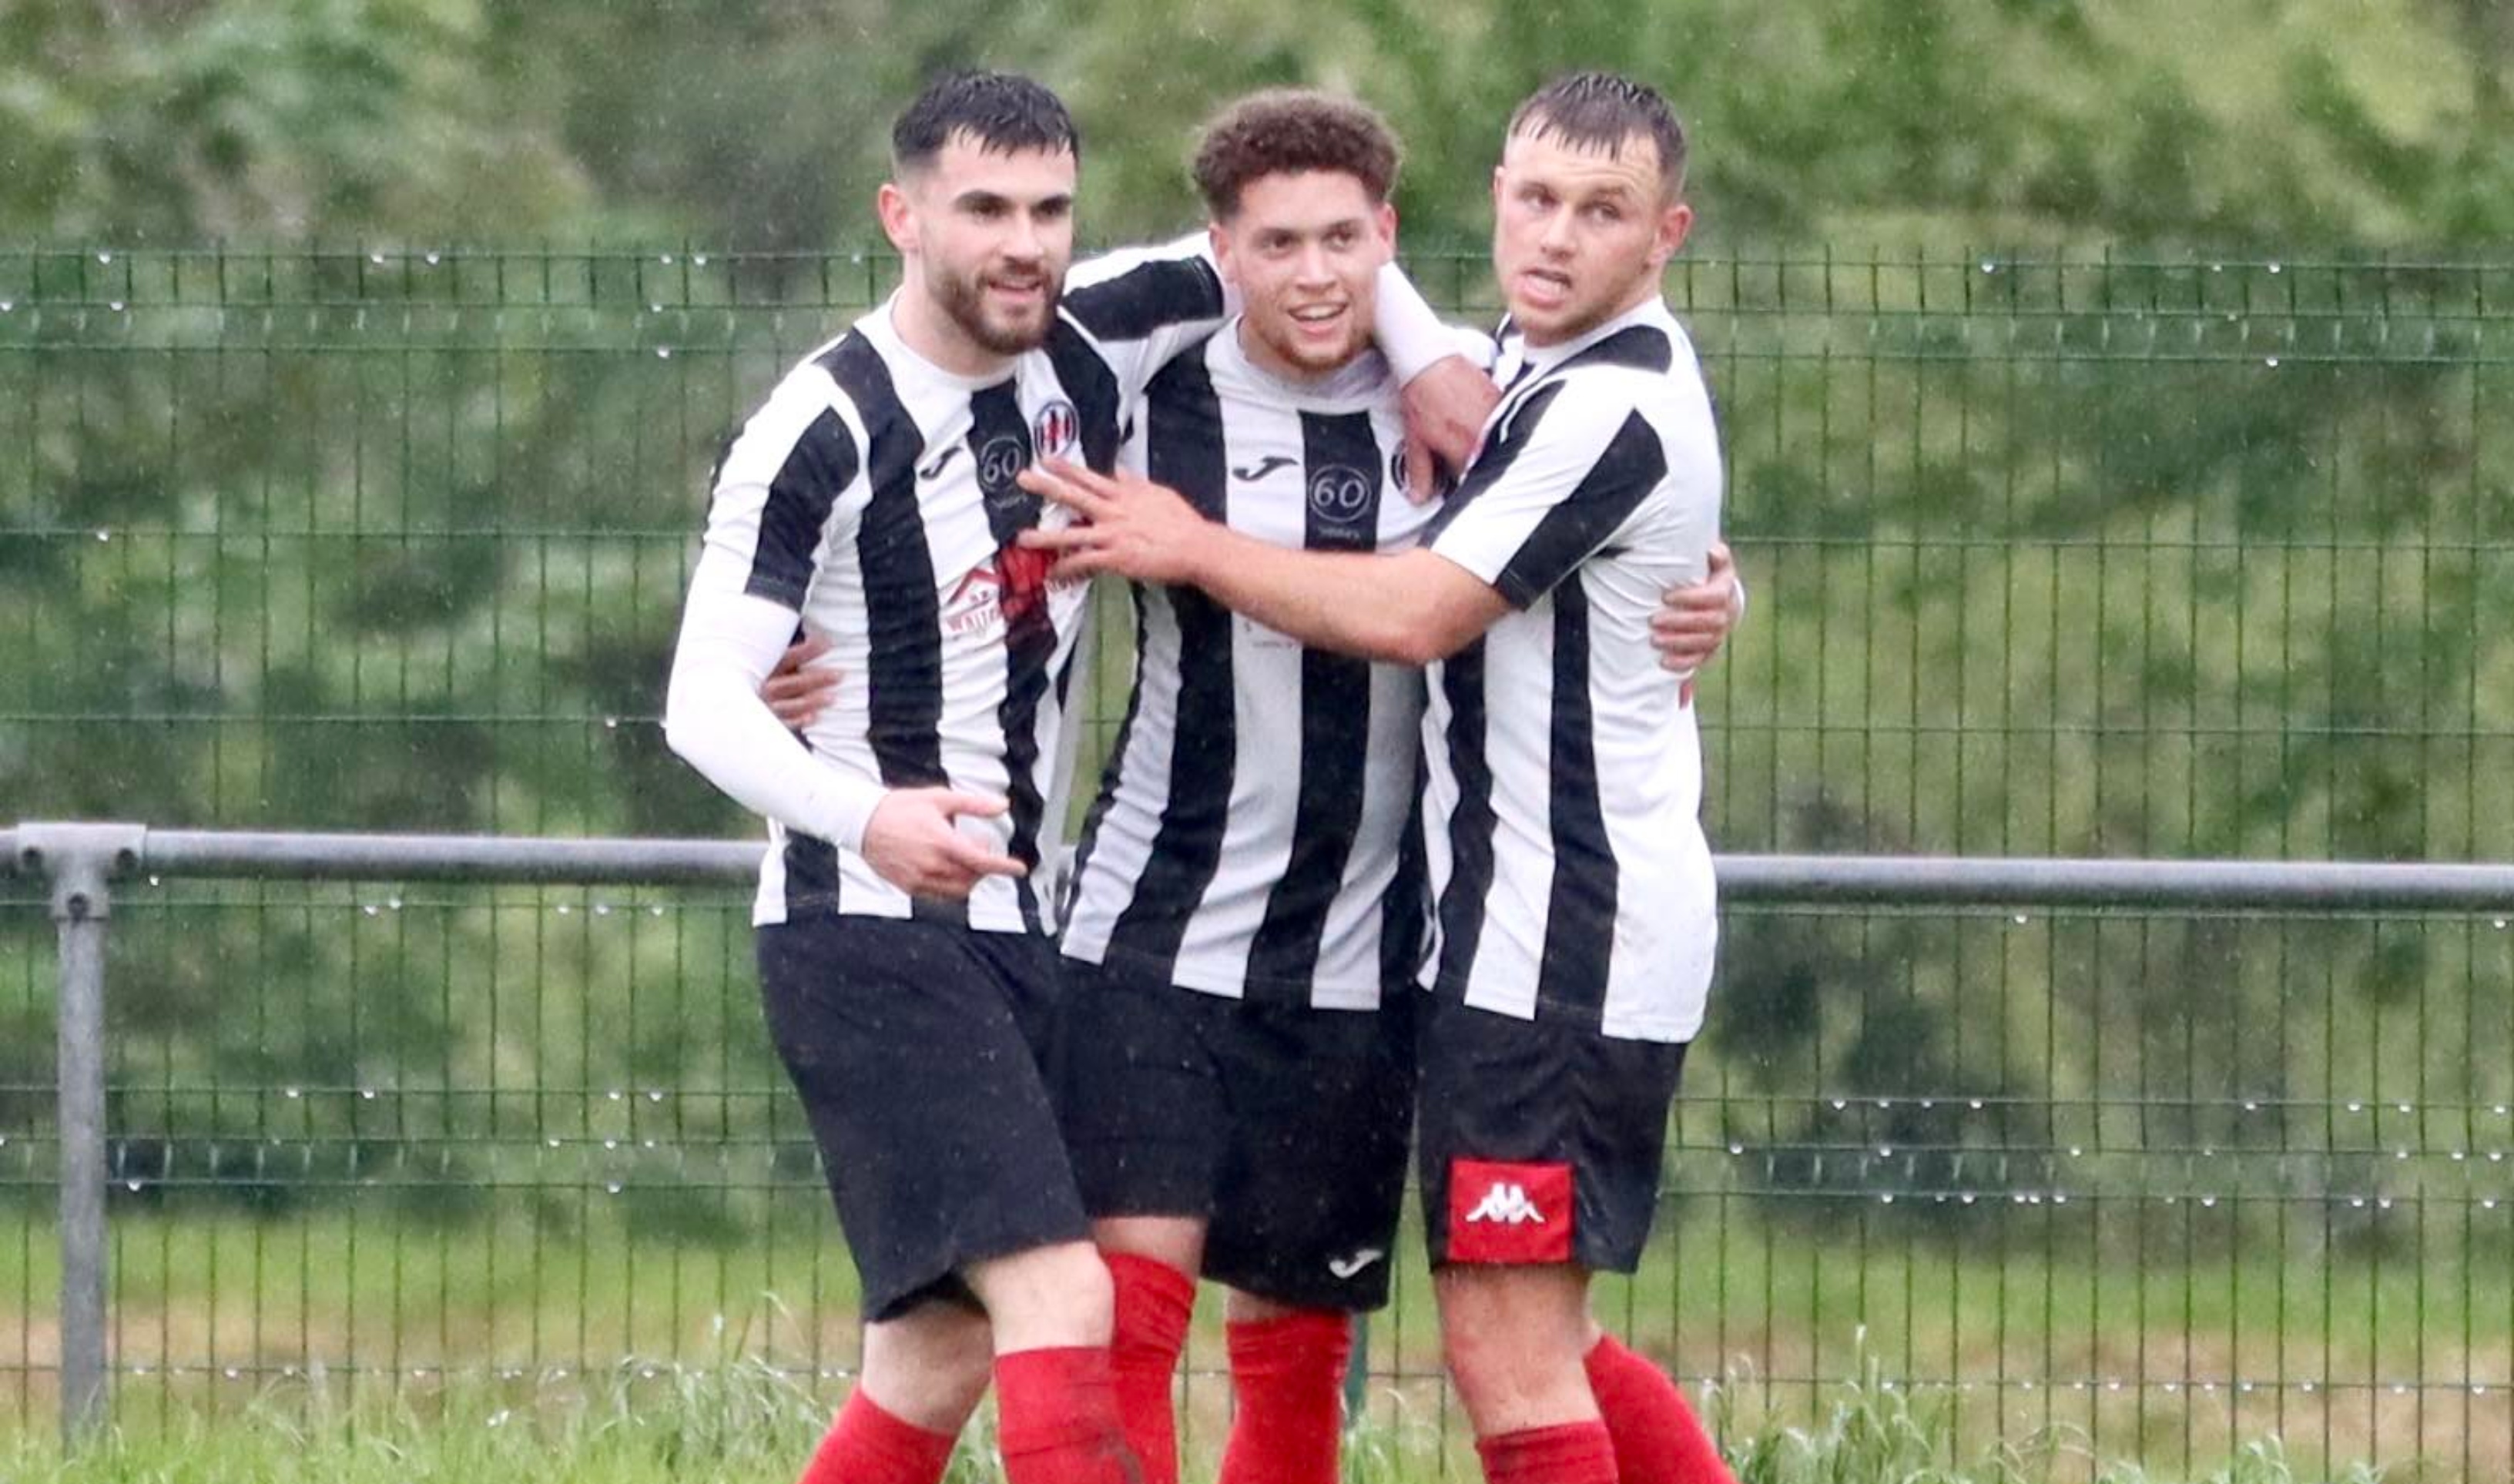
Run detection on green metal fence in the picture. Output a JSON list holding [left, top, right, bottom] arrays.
[[5, 247, 2514, 1479]]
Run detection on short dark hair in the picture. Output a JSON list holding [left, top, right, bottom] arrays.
[[1191, 89, 1402, 220], [1504, 71, 1687, 199], [891, 70, 1081, 173]]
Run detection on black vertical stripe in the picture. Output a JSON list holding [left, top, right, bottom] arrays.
[[1245, 410, 1383, 999], [970, 380, 1052, 932], [1430, 640, 1497, 993], [1537, 577, 1617, 1020], [1105, 349, 1233, 973], [1492, 411, 1667, 608], [742, 407, 860, 608], [1066, 583, 1150, 920], [1423, 381, 1563, 544], [1379, 762, 1430, 990], [1044, 322, 1126, 473], [822, 337, 960, 925]]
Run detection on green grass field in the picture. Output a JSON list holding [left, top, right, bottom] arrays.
[[0, 1359, 2401, 1484], [4, 1199, 2482, 1480]]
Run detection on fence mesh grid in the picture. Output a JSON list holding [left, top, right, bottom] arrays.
[[5, 247, 2513, 1477]]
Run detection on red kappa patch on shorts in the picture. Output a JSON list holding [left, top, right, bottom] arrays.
[[1446, 1158, 1574, 1263]]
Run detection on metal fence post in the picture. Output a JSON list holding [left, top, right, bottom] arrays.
[[17, 822, 145, 1449]]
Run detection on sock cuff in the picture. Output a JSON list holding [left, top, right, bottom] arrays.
[[843, 1385, 960, 1458], [1475, 1419, 1617, 1482], [994, 1345, 1120, 1456], [1225, 1308, 1353, 1370], [1105, 1251, 1198, 1338]]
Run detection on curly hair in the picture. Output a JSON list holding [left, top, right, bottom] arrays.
[[1191, 89, 1402, 220]]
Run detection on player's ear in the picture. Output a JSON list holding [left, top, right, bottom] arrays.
[[1372, 201, 1397, 261], [1208, 219, 1241, 290], [877, 181, 919, 254], [1651, 200, 1693, 270]]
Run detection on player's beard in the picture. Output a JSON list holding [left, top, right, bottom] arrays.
[[934, 261, 1062, 357]]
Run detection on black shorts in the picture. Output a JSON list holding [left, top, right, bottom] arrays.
[[757, 915, 1091, 1322], [1051, 958, 1416, 1311], [1414, 993, 1687, 1275]]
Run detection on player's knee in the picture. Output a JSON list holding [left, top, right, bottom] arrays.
[[862, 1301, 995, 1430], [968, 1240, 1115, 1346]]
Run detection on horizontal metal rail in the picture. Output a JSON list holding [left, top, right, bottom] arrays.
[[13, 823, 2514, 909]]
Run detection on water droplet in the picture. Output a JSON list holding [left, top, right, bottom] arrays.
[[604, 715, 620, 729], [126, 1179, 142, 1192], [0, 300, 13, 312], [108, 300, 125, 312], [649, 302, 665, 314], [1726, 1143, 1743, 1156], [387, 896, 402, 910], [425, 252, 441, 266], [1979, 260, 1996, 274], [97, 251, 113, 264], [2243, 1100, 2259, 1112], [1969, 1098, 1984, 1110], [1879, 1194, 1895, 1204], [2201, 1196, 2217, 1208], [2264, 357, 2280, 368], [606, 1181, 623, 1194], [656, 347, 673, 359], [594, 903, 612, 916], [2347, 1100, 2364, 1114], [2351, 1197, 2367, 1208], [646, 1090, 665, 1102], [556, 903, 572, 915], [283, 1087, 302, 1100], [1878, 1146, 1895, 1158], [2267, 263, 2283, 274], [2069, 1146, 2083, 1158], [488, 1409, 511, 1429], [649, 905, 665, 917], [95, 529, 111, 542], [547, 1137, 562, 1148], [608, 1088, 624, 1100], [2053, 1193, 2069, 1204], [660, 253, 675, 265], [603, 1139, 618, 1151], [370, 253, 387, 266], [360, 1088, 377, 1100], [363, 904, 379, 916], [147, 876, 160, 886], [1830, 1099, 1846, 1110]]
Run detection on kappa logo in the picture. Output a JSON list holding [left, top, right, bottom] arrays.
[[1230, 454, 1296, 482], [1325, 1247, 1385, 1280], [1463, 1181, 1549, 1226], [1033, 400, 1081, 460]]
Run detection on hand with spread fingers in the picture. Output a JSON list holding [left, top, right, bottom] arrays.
[[860, 788, 1027, 900], [1016, 457, 1217, 585], [1649, 541, 1742, 673], [760, 628, 840, 729]]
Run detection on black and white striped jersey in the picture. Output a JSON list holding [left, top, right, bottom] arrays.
[[1417, 296, 1722, 1043], [666, 243, 1225, 933], [1058, 324, 1449, 1008]]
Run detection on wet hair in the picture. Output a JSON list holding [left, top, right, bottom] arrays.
[[891, 70, 1081, 173], [1504, 71, 1687, 199], [1191, 89, 1402, 220]]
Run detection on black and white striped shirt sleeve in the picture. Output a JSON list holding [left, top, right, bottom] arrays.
[[663, 370, 887, 851], [1427, 382, 1669, 608]]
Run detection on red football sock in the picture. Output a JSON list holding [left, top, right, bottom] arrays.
[[1218, 1308, 1353, 1484], [796, 1385, 959, 1484], [1104, 1253, 1197, 1484], [1473, 1419, 1618, 1484], [995, 1345, 1141, 1484], [1582, 1335, 1735, 1484]]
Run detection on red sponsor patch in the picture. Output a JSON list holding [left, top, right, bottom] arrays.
[[1445, 1158, 1573, 1264]]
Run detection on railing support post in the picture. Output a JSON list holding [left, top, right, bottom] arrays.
[[17, 823, 144, 1449]]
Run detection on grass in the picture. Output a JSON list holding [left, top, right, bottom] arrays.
[[0, 1357, 2404, 1484]]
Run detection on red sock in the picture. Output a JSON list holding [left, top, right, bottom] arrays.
[[1474, 1419, 1617, 1484], [1105, 1253, 1197, 1484], [1582, 1335, 1734, 1484], [995, 1345, 1141, 1484], [797, 1385, 959, 1484], [1218, 1308, 1353, 1484]]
